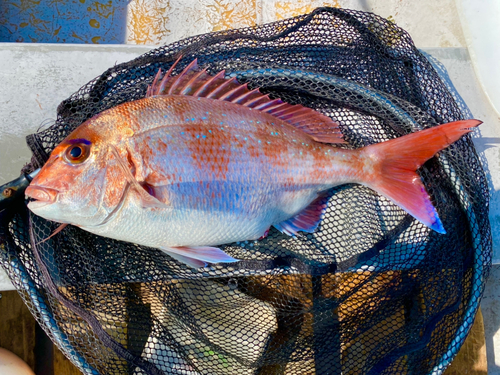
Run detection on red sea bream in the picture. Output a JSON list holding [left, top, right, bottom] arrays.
[[25, 59, 481, 267]]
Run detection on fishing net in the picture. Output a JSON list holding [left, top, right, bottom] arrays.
[[0, 7, 491, 375]]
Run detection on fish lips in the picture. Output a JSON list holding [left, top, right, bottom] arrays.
[[25, 185, 59, 209]]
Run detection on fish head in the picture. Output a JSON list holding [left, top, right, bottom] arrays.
[[26, 115, 130, 227]]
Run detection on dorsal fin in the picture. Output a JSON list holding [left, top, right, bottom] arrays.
[[147, 58, 344, 144]]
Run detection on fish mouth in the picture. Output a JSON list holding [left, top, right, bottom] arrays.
[[25, 185, 59, 209]]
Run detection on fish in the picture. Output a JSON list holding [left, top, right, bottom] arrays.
[[25, 58, 481, 268]]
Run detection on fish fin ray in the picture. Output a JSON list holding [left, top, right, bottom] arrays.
[[160, 246, 238, 268], [161, 251, 207, 268], [257, 227, 270, 240], [274, 222, 300, 236], [147, 69, 162, 97], [147, 59, 344, 143], [274, 195, 328, 236], [167, 58, 199, 95], [180, 69, 207, 95], [192, 70, 227, 96], [236, 88, 269, 106], [146, 55, 184, 97], [38, 223, 68, 244], [110, 145, 169, 209], [363, 119, 482, 233]]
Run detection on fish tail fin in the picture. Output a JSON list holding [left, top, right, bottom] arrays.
[[361, 119, 481, 233]]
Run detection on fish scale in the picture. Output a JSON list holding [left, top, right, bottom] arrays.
[[116, 97, 333, 244]]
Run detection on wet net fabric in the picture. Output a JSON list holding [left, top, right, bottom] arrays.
[[0, 7, 492, 375]]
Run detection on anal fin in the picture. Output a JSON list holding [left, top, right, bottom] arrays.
[[257, 228, 270, 240], [274, 195, 327, 236], [160, 246, 239, 268]]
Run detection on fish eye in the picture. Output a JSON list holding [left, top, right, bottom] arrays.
[[64, 142, 91, 164], [70, 146, 82, 158]]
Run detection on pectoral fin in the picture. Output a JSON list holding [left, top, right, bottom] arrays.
[[160, 246, 239, 268], [110, 145, 169, 209]]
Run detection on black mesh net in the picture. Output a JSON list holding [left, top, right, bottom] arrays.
[[0, 7, 492, 375]]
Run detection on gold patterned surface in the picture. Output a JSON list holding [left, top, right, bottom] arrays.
[[0, 1, 465, 48], [205, 0, 257, 32], [269, 0, 340, 21], [0, 0, 262, 45], [126, 0, 172, 44], [126, 0, 259, 45]]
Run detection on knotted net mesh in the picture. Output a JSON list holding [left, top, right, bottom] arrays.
[[0, 7, 491, 375]]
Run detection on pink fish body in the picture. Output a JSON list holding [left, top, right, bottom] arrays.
[[26, 59, 481, 267]]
